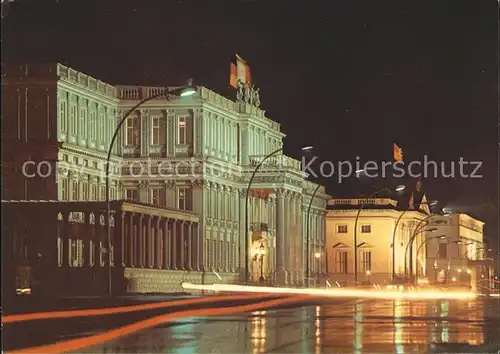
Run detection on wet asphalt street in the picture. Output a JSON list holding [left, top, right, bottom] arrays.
[[77, 296, 500, 354]]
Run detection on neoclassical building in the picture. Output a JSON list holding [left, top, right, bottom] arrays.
[[2, 63, 328, 292]]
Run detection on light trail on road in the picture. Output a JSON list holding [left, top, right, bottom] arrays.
[[10, 295, 309, 354], [3, 293, 277, 324], [181, 283, 477, 300]]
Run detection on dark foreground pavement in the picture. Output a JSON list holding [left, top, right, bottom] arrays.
[[79, 297, 499, 354], [4, 295, 500, 353]]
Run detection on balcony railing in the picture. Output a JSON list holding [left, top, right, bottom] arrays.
[[117, 86, 185, 100], [248, 154, 301, 172]]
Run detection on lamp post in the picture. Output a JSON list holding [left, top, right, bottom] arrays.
[[301, 146, 321, 288], [314, 252, 321, 286], [391, 199, 437, 280], [245, 147, 283, 284], [415, 235, 447, 282], [353, 185, 405, 285], [403, 213, 440, 280], [306, 184, 321, 288], [104, 82, 196, 297]]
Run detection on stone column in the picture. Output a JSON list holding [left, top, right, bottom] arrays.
[[143, 216, 149, 268], [155, 217, 161, 268], [285, 192, 294, 284], [295, 195, 303, 285], [94, 214, 101, 267], [180, 221, 186, 269], [171, 220, 177, 269], [84, 213, 92, 267], [162, 219, 170, 269], [187, 222, 193, 270], [128, 212, 135, 267], [138, 215, 144, 268], [275, 190, 287, 284], [114, 211, 124, 267], [239, 189, 246, 272]]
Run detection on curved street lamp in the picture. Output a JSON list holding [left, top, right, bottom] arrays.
[[105, 82, 196, 296], [414, 234, 447, 282], [302, 145, 322, 288], [391, 199, 438, 280], [353, 184, 405, 284], [403, 212, 442, 279]]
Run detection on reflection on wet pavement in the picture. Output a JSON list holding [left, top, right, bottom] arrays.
[[79, 298, 499, 353]]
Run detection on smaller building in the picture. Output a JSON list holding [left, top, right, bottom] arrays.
[[426, 213, 494, 291], [325, 195, 431, 286]]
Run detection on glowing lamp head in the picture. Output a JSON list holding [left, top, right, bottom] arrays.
[[180, 87, 196, 97], [395, 185, 406, 192], [314, 252, 321, 259]]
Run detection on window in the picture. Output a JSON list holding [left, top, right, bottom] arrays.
[[335, 251, 348, 273], [61, 178, 69, 200], [337, 225, 348, 233], [89, 112, 97, 140], [361, 225, 371, 233], [151, 188, 161, 206], [79, 108, 87, 138], [126, 117, 139, 145], [82, 182, 89, 200], [361, 251, 372, 272], [60, 101, 67, 132], [70, 105, 77, 135], [178, 117, 187, 144], [126, 189, 138, 201], [100, 185, 106, 201], [71, 181, 79, 200], [438, 243, 447, 259], [151, 117, 160, 145], [178, 188, 192, 210], [91, 184, 97, 201], [99, 114, 105, 143]]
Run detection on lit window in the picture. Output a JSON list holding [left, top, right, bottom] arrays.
[[126, 189, 138, 201], [126, 117, 139, 145], [337, 225, 348, 233], [361, 251, 371, 272], [361, 225, 371, 233], [335, 251, 348, 273], [151, 117, 160, 145], [82, 182, 89, 200], [99, 114, 105, 143], [61, 179, 69, 200], [60, 101, 67, 132], [71, 181, 79, 200], [91, 184, 97, 201], [79, 108, 87, 138], [178, 188, 192, 210], [178, 117, 187, 144], [438, 243, 448, 259], [89, 112, 97, 140], [151, 188, 161, 206], [70, 105, 76, 135]]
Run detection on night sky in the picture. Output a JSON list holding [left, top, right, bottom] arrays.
[[2, 0, 498, 247]]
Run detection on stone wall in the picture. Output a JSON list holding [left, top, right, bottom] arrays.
[[124, 268, 239, 293]]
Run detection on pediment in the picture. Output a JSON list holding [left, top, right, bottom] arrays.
[[332, 242, 350, 249]]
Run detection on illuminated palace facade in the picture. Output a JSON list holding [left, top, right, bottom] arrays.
[[325, 196, 432, 285], [2, 63, 328, 292]]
